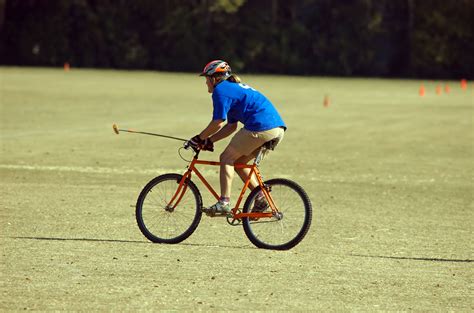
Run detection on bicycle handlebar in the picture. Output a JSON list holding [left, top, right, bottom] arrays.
[[183, 142, 201, 159]]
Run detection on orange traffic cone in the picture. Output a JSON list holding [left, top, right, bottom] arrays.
[[461, 79, 467, 90], [323, 95, 330, 107], [436, 85, 442, 95], [419, 84, 426, 97], [64, 62, 70, 72], [444, 84, 450, 94]]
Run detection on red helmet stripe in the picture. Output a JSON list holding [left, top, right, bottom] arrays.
[[201, 60, 231, 76]]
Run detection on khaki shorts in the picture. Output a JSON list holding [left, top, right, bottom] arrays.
[[229, 127, 285, 157]]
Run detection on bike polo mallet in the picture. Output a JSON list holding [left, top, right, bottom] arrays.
[[112, 123, 187, 142]]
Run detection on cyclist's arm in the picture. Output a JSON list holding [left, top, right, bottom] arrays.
[[199, 119, 226, 139], [209, 122, 238, 143]]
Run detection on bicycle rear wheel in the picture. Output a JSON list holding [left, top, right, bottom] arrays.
[[136, 173, 202, 244], [242, 178, 312, 250]]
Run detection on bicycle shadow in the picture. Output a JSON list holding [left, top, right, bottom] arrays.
[[10, 236, 255, 250], [351, 253, 473, 263]]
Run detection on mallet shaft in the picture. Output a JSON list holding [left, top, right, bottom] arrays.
[[113, 124, 186, 142], [119, 129, 187, 142]]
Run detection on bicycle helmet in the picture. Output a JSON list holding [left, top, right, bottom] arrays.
[[200, 60, 231, 77]]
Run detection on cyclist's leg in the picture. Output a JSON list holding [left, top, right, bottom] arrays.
[[220, 127, 284, 199], [219, 145, 244, 199], [219, 129, 267, 198], [234, 154, 258, 187], [203, 146, 243, 216], [234, 127, 285, 189]]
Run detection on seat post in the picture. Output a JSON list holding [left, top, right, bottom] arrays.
[[254, 147, 266, 166]]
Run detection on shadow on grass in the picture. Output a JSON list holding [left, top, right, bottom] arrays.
[[10, 236, 253, 250], [351, 254, 473, 263]]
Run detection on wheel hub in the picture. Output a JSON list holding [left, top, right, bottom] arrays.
[[273, 211, 283, 220]]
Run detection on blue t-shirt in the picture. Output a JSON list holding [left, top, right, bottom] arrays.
[[212, 80, 286, 132]]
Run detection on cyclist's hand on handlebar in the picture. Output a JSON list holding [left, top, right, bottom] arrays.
[[185, 134, 203, 151], [202, 138, 214, 152]]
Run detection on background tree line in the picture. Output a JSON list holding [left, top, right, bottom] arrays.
[[1, 0, 472, 78]]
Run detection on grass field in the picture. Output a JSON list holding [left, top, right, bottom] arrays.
[[1, 67, 473, 311]]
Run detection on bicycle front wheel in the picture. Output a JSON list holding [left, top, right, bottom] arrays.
[[136, 173, 202, 244], [242, 178, 312, 250]]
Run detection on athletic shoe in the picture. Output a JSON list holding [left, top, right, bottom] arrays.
[[202, 201, 231, 217], [251, 196, 270, 213]]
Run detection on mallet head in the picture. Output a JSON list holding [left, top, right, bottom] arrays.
[[112, 124, 119, 134]]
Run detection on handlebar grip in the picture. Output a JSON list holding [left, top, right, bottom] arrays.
[[183, 141, 200, 154]]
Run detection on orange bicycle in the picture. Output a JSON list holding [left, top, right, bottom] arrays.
[[135, 142, 312, 250]]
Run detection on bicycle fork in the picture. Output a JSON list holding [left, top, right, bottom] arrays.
[[166, 170, 193, 211]]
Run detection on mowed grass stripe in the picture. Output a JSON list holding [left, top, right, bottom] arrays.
[[0, 163, 460, 185]]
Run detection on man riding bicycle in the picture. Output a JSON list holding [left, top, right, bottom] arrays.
[[186, 60, 286, 216]]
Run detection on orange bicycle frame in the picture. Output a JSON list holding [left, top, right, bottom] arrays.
[[166, 156, 278, 220]]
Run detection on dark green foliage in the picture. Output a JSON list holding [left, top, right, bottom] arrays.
[[1, 0, 472, 78]]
